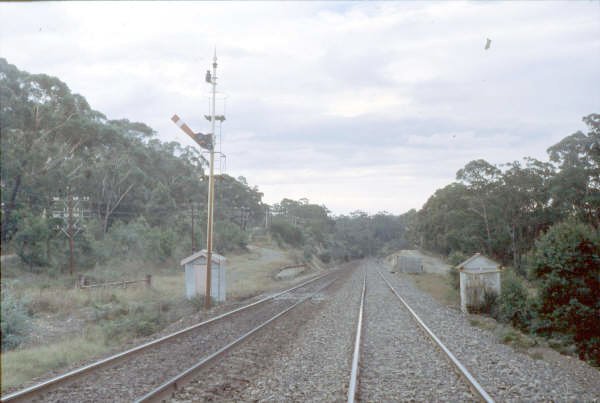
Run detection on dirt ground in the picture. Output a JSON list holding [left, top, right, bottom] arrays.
[[226, 244, 318, 300]]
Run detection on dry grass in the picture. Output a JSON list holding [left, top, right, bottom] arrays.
[[1, 334, 109, 392], [1, 269, 188, 391], [225, 245, 299, 299], [1, 241, 306, 392], [407, 272, 460, 308]]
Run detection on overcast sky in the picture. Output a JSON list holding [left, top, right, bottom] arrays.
[[1, 1, 599, 215]]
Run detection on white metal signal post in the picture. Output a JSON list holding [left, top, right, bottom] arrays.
[[171, 51, 219, 309], [205, 51, 218, 309]]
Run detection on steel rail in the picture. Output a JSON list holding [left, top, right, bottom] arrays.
[[347, 269, 366, 403], [376, 269, 495, 403], [1, 270, 336, 402], [135, 277, 338, 402]]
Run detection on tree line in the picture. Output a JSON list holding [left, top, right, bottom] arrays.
[[268, 114, 599, 364], [413, 115, 598, 270], [268, 198, 413, 264], [0, 58, 412, 273], [409, 114, 599, 364], [1, 58, 597, 362], [0, 58, 265, 271]]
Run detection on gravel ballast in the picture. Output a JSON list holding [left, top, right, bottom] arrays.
[[377, 260, 600, 402], [18, 257, 599, 402], [359, 265, 476, 401], [172, 261, 363, 401], [35, 272, 339, 402]]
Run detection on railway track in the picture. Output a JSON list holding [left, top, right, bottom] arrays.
[[168, 260, 362, 402], [166, 262, 492, 402], [347, 265, 494, 402], [1, 270, 341, 402], [3, 262, 495, 402]]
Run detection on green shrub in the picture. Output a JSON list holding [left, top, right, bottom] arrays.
[[447, 250, 468, 266], [530, 220, 600, 364], [466, 287, 497, 315], [1, 291, 30, 350], [495, 270, 532, 331], [102, 218, 152, 260], [214, 220, 247, 253], [97, 218, 183, 263], [100, 305, 164, 343], [303, 244, 315, 260], [447, 251, 467, 290], [448, 266, 460, 290], [14, 214, 52, 269], [318, 251, 332, 264], [270, 220, 303, 247]]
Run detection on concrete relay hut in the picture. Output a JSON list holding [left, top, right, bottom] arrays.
[[458, 253, 501, 313], [180, 250, 226, 302]]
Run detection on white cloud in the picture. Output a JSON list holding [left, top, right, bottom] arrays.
[[1, 1, 598, 214]]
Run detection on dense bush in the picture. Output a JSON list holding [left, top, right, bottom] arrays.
[[495, 269, 531, 331], [97, 218, 180, 262], [270, 220, 303, 247], [1, 291, 30, 350], [14, 214, 52, 269], [96, 299, 167, 343], [214, 220, 248, 253], [466, 287, 497, 314], [103, 218, 154, 259], [101, 308, 164, 342], [447, 250, 468, 266], [318, 251, 332, 264], [447, 251, 467, 290], [530, 220, 600, 364], [448, 266, 460, 290]]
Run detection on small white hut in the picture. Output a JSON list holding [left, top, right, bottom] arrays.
[[180, 250, 226, 302], [458, 253, 501, 313]]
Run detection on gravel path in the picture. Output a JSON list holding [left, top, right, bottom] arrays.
[[359, 265, 475, 401], [377, 260, 600, 402], [37, 273, 338, 402], [172, 261, 363, 402]]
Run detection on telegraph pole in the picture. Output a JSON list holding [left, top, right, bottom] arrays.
[[170, 50, 221, 309], [190, 201, 195, 252], [265, 206, 270, 228], [59, 186, 81, 276], [67, 188, 74, 275], [205, 50, 218, 309]]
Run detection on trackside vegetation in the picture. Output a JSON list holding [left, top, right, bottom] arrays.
[[409, 114, 599, 365], [1, 58, 598, 367]]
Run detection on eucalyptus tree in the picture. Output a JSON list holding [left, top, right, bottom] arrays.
[[547, 113, 600, 226], [498, 158, 555, 268], [415, 182, 483, 255], [456, 159, 502, 256], [0, 58, 97, 241]]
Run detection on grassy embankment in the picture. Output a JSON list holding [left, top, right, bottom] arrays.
[[1, 239, 306, 392]]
